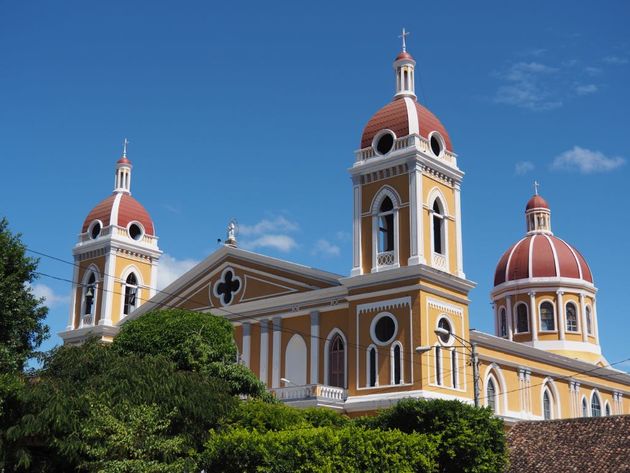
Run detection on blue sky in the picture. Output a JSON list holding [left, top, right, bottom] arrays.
[[1, 0, 629, 370]]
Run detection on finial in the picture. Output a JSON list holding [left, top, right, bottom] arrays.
[[399, 27, 410, 52], [122, 138, 129, 158], [534, 180, 540, 196]]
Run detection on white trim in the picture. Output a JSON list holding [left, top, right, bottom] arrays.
[[260, 320, 269, 386], [492, 276, 597, 296], [564, 300, 580, 334], [118, 264, 144, 321], [370, 186, 402, 273], [542, 234, 561, 277], [372, 129, 397, 157], [391, 341, 404, 385], [351, 182, 362, 276], [590, 388, 602, 417], [527, 235, 536, 278], [557, 236, 584, 280], [110, 192, 123, 226], [427, 298, 463, 316], [343, 389, 472, 413], [540, 377, 561, 419], [521, 340, 602, 354], [513, 301, 530, 334], [212, 266, 243, 307], [581, 395, 589, 417], [323, 328, 348, 389], [80, 265, 101, 328], [483, 363, 508, 415], [67, 261, 81, 330], [427, 131, 446, 159], [126, 220, 146, 242], [403, 97, 419, 135], [356, 296, 411, 315], [240, 274, 298, 303], [538, 298, 557, 332], [370, 312, 398, 346], [504, 237, 527, 281], [310, 311, 319, 384], [436, 314, 455, 346], [87, 219, 103, 240], [407, 163, 425, 266], [242, 322, 251, 367], [604, 399, 612, 416], [454, 183, 465, 278], [272, 317, 281, 388]]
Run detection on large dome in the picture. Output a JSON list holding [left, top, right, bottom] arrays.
[[82, 193, 155, 236], [494, 231, 592, 286], [360, 98, 453, 151]]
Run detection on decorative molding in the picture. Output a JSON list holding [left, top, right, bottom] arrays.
[[427, 297, 463, 316], [357, 296, 411, 315]]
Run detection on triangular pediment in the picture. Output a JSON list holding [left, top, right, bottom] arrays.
[[129, 246, 342, 319]]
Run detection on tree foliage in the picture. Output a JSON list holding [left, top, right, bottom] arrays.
[[113, 308, 270, 399], [357, 398, 509, 473], [0, 217, 49, 373]]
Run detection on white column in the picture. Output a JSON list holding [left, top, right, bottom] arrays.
[[242, 322, 251, 368], [99, 250, 116, 326], [579, 294, 588, 342], [557, 290, 565, 340], [260, 320, 269, 386], [310, 311, 320, 384], [408, 163, 425, 265], [67, 260, 80, 330], [149, 258, 159, 298], [506, 295, 514, 341], [454, 182, 465, 278], [529, 292, 538, 341], [592, 299, 600, 343], [518, 368, 525, 414], [351, 177, 362, 276], [272, 317, 282, 388]]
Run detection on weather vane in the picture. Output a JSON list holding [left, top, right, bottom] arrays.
[[122, 138, 129, 158], [399, 27, 410, 52]]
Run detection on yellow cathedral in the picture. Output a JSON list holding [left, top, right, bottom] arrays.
[[59, 43, 630, 424]]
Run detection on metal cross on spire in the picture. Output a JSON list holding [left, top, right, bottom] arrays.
[[534, 180, 540, 195], [399, 27, 410, 52], [122, 138, 129, 158]]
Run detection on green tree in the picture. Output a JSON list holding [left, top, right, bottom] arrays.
[[0, 217, 49, 373], [113, 308, 271, 399], [357, 398, 508, 473], [1, 341, 236, 471]]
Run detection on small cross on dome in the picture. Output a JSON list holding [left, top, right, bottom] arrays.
[[399, 28, 410, 52], [534, 180, 540, 195], [122, 138, 129, 158]]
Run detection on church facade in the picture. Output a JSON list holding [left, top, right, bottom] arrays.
[[59, 43, 630, 423]]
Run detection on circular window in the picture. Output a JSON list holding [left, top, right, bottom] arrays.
[[374, 131, 395, 155], [89, 220, 102, 239], [128, 223, 143, 241], [437, 317, 452, 344], [430, 134, 443, 157], [371, 313, 398, 345]]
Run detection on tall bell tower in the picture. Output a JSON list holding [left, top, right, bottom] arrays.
[[60, 141, 161, 344], [349, 34, 465, 280]]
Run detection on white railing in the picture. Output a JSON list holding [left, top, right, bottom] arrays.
[[81, 314, 94, 327], [432, 252, 447, 270], [271, 384, 347, 403], [377, 251, 395, 267], [354, 134, 457, 167]]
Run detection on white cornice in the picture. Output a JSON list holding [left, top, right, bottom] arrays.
[[492, 277, 597, 298], [58, 324, 119, 344]]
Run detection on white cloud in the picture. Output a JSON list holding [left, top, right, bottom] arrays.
[[494, 62, 562, 111], [312, 239, 340, 257], [157, 253, 199, 290], [575, 84, 598, 95], [603, 55, 628, 65], [551, 146, 626, 174], [240, 234, 297, 253], [30, 283, 69, 307], [515, 161, 535, 175], [335, 231, 351, 242], [584, 66, 602, 76], [239, 216, 299, 236]]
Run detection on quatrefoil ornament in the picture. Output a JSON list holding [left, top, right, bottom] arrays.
[[213, 267, 242, 306]]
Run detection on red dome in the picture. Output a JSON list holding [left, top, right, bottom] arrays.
[[82, 193, 155, 236], [526, 195, 549, 211], [117, 156, 131, 165], [360, 99, 453, 151], [494, 234, 592, 286], [395, 51, 414, 61]]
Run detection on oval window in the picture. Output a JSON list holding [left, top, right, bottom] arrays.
[[437, 318, 452, 344], [372, 314, 397, 344], [430, 134, 442, 157], [375, 132, 394, 155], [90, 221, 102, 239], [128, 223, 143, 241]]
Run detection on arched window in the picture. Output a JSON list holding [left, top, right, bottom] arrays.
[[499, 308, 507, 337], [123, 272, 138, 316], [329, 334, 345, 388], [591, 392, 601, 417], [487, 378, 497, 413], [566, 302, 578, 332], [515, 303, 529, 333], [451, 350, 458, 388], [368, 346, 377, 387], [582, 397, 588, 417], [586, 306, 593, 335], [81, 272, 97, 326], [377, 197, 394, 254], [432, 199, 445, 255], [543, 389, 552, 420], [605, 402, 611, 417], [435, 346, 442, 386], [392, 343, 402, 385], [540, 301, 555, 331]]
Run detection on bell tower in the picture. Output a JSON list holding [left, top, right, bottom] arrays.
[[349, 35, 465, 280], [60, 141, 161, 344]]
